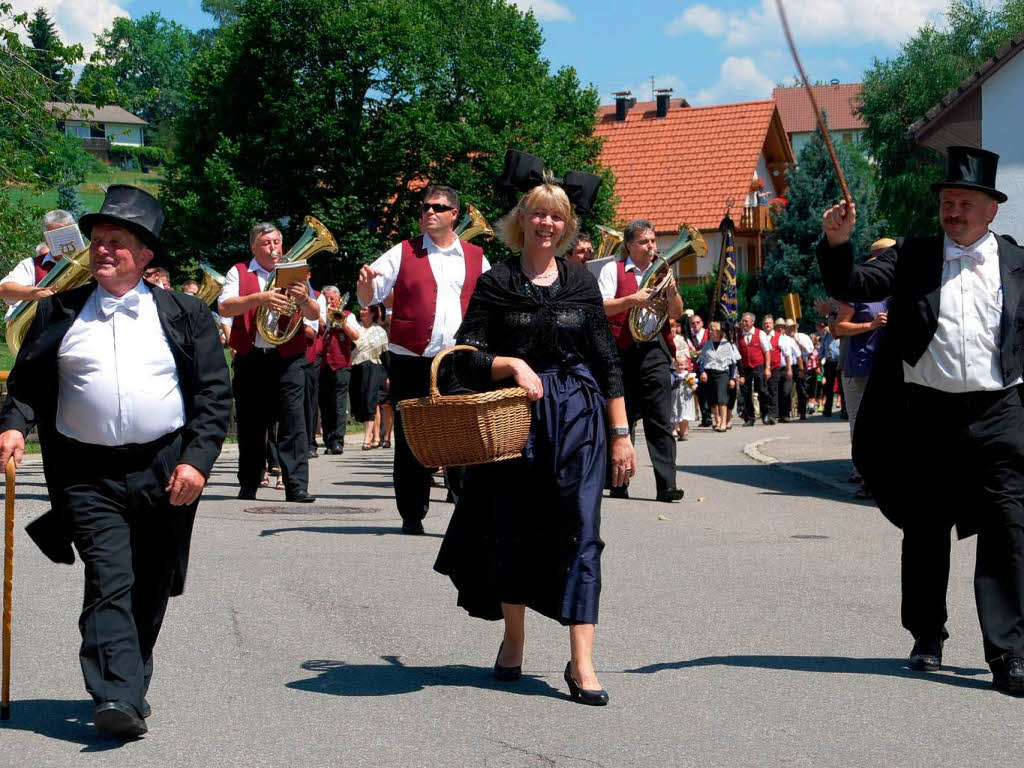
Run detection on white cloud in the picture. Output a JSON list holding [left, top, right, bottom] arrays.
[[510, 0, 575, 22], [693, 56, 775, 105], [667, 0, 947, 48], [611, 73, 686, 103], [9, 0, 129, 55]]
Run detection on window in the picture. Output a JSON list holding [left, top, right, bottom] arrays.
[[67, 122, 90, 138], [90, 122, 106, 139]]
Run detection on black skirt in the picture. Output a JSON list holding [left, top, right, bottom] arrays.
[[707, 368, 732, 404], [350, 361, 385, 422]]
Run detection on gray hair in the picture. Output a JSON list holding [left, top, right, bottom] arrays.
[[322, 285, 340, 296], [623, 219, 656, 245], [42, 209, 75, 232], [742, 312, 756, 322], [249, 222, 281, 246]]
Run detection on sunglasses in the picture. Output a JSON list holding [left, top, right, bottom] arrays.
[[421, 203, 455, 214]]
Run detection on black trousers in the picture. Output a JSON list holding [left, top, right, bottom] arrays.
[[389, 353, 465, 524], [763, 366, 787, 421], [793, 369, 808, 418], [620, 342, 678, 494], [304, 357, 321, 450], [697, 379, 712, 425], [822, 360, 839, 415], [63, 432, 193, 714], [739, 366, 766, 422], [233, 350, 309, 494], [900, 384, 1024, 663], [319, 365, 351, 452]]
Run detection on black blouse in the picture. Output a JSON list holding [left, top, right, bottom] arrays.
[[454, 257, 624, 398]]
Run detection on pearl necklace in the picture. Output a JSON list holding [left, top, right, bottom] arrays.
[[520, 260, 557, 280]]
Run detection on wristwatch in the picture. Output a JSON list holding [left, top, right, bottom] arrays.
[[610, 426, 630, 436]]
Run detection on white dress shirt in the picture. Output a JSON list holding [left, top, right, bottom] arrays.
[[56, 280, 186, 446], [903, 232, 1019, 392], [794, 331, 813, 356], [742, 328, 773, 354], [221, 258, 317, 348], [2, 251, 58, 320], [597, 256, 656, 301], [362, 233, 491, 357], [778, 334, 801, 367]]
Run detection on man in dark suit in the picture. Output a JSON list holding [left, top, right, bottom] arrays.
[[0, 186, 232, 735], [818, 146, 1024, 696]]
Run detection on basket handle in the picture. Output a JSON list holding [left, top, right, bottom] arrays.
[[428, 344, 478, 401]]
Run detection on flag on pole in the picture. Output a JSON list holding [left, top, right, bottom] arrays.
[[719, 217, 738, 321]]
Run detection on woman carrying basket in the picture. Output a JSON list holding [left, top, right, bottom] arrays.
[[433, 151, 633, 706]]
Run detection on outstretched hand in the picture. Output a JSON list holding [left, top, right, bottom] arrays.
[[822, 201, 857, 247]]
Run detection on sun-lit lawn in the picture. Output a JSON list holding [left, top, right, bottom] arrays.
[[8, 167, 165, 213]]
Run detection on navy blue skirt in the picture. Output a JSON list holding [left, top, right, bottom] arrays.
[[434, 365, 607, 625]]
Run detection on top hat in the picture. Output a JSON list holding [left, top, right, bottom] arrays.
[[79, 185, 166, 258], [931, 146, 1007, 203]]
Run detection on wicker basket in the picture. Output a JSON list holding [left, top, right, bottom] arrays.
[[396, 345, 532, 468]]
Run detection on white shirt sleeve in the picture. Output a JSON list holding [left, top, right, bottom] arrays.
[[759, 332, 772, 354], [219, 265, 242, 302], [481, 254, 492, 273], [597, 260, 619, 301], [345, 313, 360, 333], [317, 292, 328, 325], [2, 255, 40, 320], [362, 243, 404, 307]]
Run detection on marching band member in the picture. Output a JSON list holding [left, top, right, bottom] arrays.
[[319, 285, 360, 454], [0, 186, 232, 737], [357, 185, 490, 534], [689, 312, 712, 427], [0, 209, 76, 318], [564, 232, 595, 265], [219, 222, 321, 502], [760, 313, 785, 425], [598, 219, 685, 502], [736, 311, 772, 426]]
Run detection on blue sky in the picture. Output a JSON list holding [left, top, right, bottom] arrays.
[[16, 0, 952, 106]]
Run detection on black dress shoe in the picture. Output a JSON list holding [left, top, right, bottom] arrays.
[[285, 490, 316, 503], [493, 642, 522, 682], [763, 417, 776, 425], [401, 521, 425, 535], [909, 636, 944, 672], [608, 486, 629, 500], [237, 488, 257, 501], [743, 420, 755, 427], [700, 420, 713, 428], [656, 489, 685, 502], [563, 662, 608, 706], [141, 698, 151, 719], [309, 449, 319, 459], [991, 655, 1024, 696], [94, 701, 147, 737]]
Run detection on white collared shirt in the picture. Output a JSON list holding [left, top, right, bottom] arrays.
[[597, 256, 656, 301], [362, 233, 491, 357], [2, 251, 59, 320], [742, 327, 773, 354], [56, 280, 186, 446], [903, 232, 1019, 393], [221, 258, 317, 348], [778, 333, 801, 366]]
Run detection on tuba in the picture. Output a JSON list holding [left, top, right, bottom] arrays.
[[454, 204, 494, 243], [196, 263, 226, 307], [595, 225, 623, 260], [628, 224, 707, 342], [5, 246, 94, 356], [255, 216, 338, 346]]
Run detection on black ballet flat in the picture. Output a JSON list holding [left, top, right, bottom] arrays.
[[563, 662, 608, 706], [493, 642, 522, 682]]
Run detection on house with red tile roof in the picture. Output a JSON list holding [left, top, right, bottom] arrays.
[[772, 83, 865, 158], [595, 92, 794, 282]]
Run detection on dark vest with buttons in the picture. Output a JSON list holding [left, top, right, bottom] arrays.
[[608, 259, 674, 351], [322, 310, 354, 371], [737, 328, 766, 369], [227, 262, 306, 359]]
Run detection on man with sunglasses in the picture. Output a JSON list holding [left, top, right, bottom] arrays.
[[357, 186, 490, 534], [564, 233, 595, 266]]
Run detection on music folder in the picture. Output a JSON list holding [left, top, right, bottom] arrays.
[[273, 260, 309, 287]]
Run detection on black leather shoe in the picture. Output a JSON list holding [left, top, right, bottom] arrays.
[[309, 449, 319, 459], [563, 662, 608, 706], [401, 521, 425, 535], [285, 490, 316, 503], [94, 701, 147, 737], [992, 655, 1024, 696], [909, 636, 944, 672], [141, 698, 151, 719], [763, 417, 776, 425], [743, 420, 755, 427], [608, 486, 629, 500], [237, 488, 257, 501], [700, 420, 713, 428], [493, 642, 522, 681], [656, 489, 685, 502]]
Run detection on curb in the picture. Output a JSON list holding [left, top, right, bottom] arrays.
[[743, 436, 855, 497]]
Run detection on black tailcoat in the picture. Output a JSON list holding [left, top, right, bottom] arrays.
[[817, 234, 1024, 536], [0, 282, 232, 594]]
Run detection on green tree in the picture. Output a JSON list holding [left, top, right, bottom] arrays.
[[160, 0, 614, 288], [755, 123, 883, 327], [201, 0, 242, 26], [859, 0, 1024, 235], [26, 7, 73, 97]]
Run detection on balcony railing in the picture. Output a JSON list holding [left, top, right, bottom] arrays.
[[80, 137, 111, 151], [739, 204, 772, 232]]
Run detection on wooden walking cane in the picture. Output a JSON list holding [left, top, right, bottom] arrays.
[[2, 456, 14, 720], [774, 0, 854, 206]]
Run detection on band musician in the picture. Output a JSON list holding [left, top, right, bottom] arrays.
[[357, 185, 490, 534], [0, 209, 76, 317], [319, 285, 360, 454]]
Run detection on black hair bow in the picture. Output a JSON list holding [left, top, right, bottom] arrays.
[[495, 150, 602, 215]]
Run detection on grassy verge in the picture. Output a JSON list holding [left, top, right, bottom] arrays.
[[7, 167, 165, 214]]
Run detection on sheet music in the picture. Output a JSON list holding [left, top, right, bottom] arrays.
[[44, 224, 86, 259]]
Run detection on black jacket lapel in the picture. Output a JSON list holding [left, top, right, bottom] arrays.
[[997, 236, 1024, 385]]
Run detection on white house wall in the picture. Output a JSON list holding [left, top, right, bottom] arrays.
[[107, 124, 144, 146], [983, 53, 1024, 241]]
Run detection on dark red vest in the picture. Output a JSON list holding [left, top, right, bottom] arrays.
[[767, 329, 782, 369], [304, 290, 324, 364], [608, 260, 674, 351], [693, 327, 709, 347], [33, 254, 54, 284], [227, 262, 306, 359], [389, 236, 483, 356], [737, 328, 766, 369], [322, 310, 354, 371]]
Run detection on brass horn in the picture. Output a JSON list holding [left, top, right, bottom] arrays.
[[5, 246, 93, 356], [595, 225, 623, 260], [455, 204, 493, 243], [628, 224, 707, 342], [255, 216, 338, 346], [196, 263, 226, 307]]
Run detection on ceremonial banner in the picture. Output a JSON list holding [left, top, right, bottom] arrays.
[[717, 216, 738, 321]]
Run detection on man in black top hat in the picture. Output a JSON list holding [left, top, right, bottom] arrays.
[[0, 185, 233, 735], [818, 146, 1024, 696]]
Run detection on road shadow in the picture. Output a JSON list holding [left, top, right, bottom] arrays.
[[624, 654, 990, 690], [286, 656, 563, 699], [684, 461, 872, 504], [0, 698, 135, 750], [260, 525, 444, 539]]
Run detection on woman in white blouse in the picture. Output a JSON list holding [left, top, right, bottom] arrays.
[[350, 304, 390, 449], [698, 321, 740, 432]]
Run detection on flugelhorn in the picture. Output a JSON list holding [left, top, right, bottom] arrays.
[[455, 204, 493, 243], [5, 246, 93, 355], [628, 224, 707, 342], [255, 216, 338, 346]]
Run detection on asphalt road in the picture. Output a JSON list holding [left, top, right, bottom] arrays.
[[1, 419, 1021, 767]]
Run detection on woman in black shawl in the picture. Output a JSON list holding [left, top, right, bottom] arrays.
[[433, 173, 633, 706]]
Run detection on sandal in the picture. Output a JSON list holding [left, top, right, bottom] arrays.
[[362, 442, 374, 451], [275, 479, 285, 491], [260, 473, 270, 487], [381, 440, 391, 449]]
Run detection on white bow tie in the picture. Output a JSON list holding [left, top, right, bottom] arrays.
[[99, 291, 141, 318], [946, 245, 984, 263]]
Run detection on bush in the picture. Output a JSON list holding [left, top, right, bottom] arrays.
[[108, 145, 169, 167]]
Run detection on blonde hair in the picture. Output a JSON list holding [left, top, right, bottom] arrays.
[[709, 321, 723, 333], [497, 177, 578, 255]]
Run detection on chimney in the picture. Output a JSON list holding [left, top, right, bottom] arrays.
[[655, 88, 673, 118], [613, 91, 635, 122]]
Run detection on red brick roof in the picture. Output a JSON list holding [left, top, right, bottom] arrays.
[[771, 84, 865, 134], [595, 99, 791, 232]]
